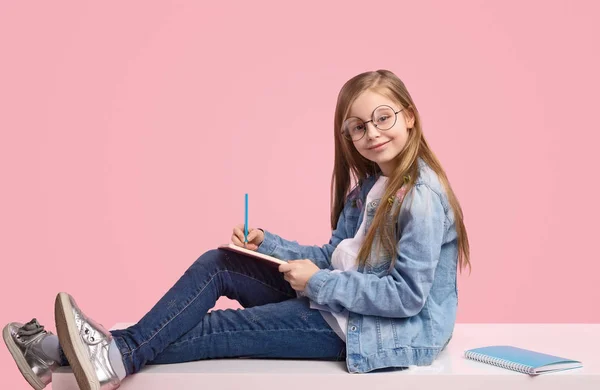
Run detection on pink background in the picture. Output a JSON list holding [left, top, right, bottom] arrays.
[[1, 0, 599, 388]]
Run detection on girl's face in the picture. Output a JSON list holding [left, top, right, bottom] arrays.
[[346, 90, 414, 177]]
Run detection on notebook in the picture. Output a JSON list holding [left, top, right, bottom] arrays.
[[218, 242, 286, 267], [464, 345, 582, 375]]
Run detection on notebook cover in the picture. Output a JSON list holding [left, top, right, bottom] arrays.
[[466, 345, 581, 369], [218, 243, 287, 266]]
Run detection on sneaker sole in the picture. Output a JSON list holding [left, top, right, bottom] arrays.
[[55, 292, 100, 390], [2, 324, 46, 390]]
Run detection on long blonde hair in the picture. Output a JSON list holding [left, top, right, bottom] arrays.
[[331, 69, 471, 273]]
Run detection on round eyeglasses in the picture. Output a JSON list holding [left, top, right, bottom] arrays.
[[342, 105, 404, 142]]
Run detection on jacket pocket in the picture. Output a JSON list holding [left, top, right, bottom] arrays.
[[366, 243, 392, 276], [366, 258, 392, 276], [364, 199, 381, 233], [365, 227, 394, 276]]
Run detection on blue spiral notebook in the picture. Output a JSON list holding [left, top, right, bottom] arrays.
[[464, 346, 582, 375]]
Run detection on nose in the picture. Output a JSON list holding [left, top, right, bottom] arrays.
[[365, 121, 381, 140]]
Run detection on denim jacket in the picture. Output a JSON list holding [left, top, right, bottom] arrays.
[[256, 158, 459, 373]]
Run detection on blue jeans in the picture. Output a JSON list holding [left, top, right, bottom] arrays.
[[103, 249, 346, 375]]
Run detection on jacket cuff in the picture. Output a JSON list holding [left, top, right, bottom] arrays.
[[256, 228, 278, 257], [303, 269, 331, 303]]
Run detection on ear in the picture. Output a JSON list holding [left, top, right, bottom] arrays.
[[404, 107, 415, 129]]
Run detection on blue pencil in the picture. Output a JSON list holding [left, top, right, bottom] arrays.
[[244, 193, 248, 243]]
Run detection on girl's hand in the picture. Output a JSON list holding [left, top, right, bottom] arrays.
[[231, 224, 264, 251], [278, 260, 320, 292]]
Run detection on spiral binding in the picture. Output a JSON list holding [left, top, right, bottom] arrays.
[[465, 351, 535, 375]]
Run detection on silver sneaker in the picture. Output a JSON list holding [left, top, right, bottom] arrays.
[[55, 292, 121, 390], [2, 318, 59, 390]]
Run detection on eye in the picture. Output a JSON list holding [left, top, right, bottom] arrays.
[[377, 115, 389, 122]]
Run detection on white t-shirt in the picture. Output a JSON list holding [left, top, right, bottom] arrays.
[[306, 175, 389, 342]]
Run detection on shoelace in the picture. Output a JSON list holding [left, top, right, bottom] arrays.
[[17, 318, 46, 338]]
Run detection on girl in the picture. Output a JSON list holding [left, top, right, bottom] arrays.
[[3, 69, 470, 390]]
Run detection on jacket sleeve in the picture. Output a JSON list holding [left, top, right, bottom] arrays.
[[302, 184, 446, 318], [255, 189, 359, 270]]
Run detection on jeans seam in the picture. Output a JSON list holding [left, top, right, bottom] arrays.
[[111, 335, 130, 354], [123, 270, 220, 357], [112, 335, 133, 375], [169, 328, 340, 347], [124, 268, 295, 357]]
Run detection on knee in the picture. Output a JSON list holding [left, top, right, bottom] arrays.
[[191, 248, 226, 269], [193, 248, 221, 263]]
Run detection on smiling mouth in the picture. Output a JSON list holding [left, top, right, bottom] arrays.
[[368, 141, 390, 150]]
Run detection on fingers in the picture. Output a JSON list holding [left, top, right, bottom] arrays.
[[246, 226, 261, 242], [232, 225, 261, 250], [232, 225, 248, 244], [231, 235, 258, 250], [233, 225, 244, 241], [231, 234, 244, 247], [233, 225, 260, 244]]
